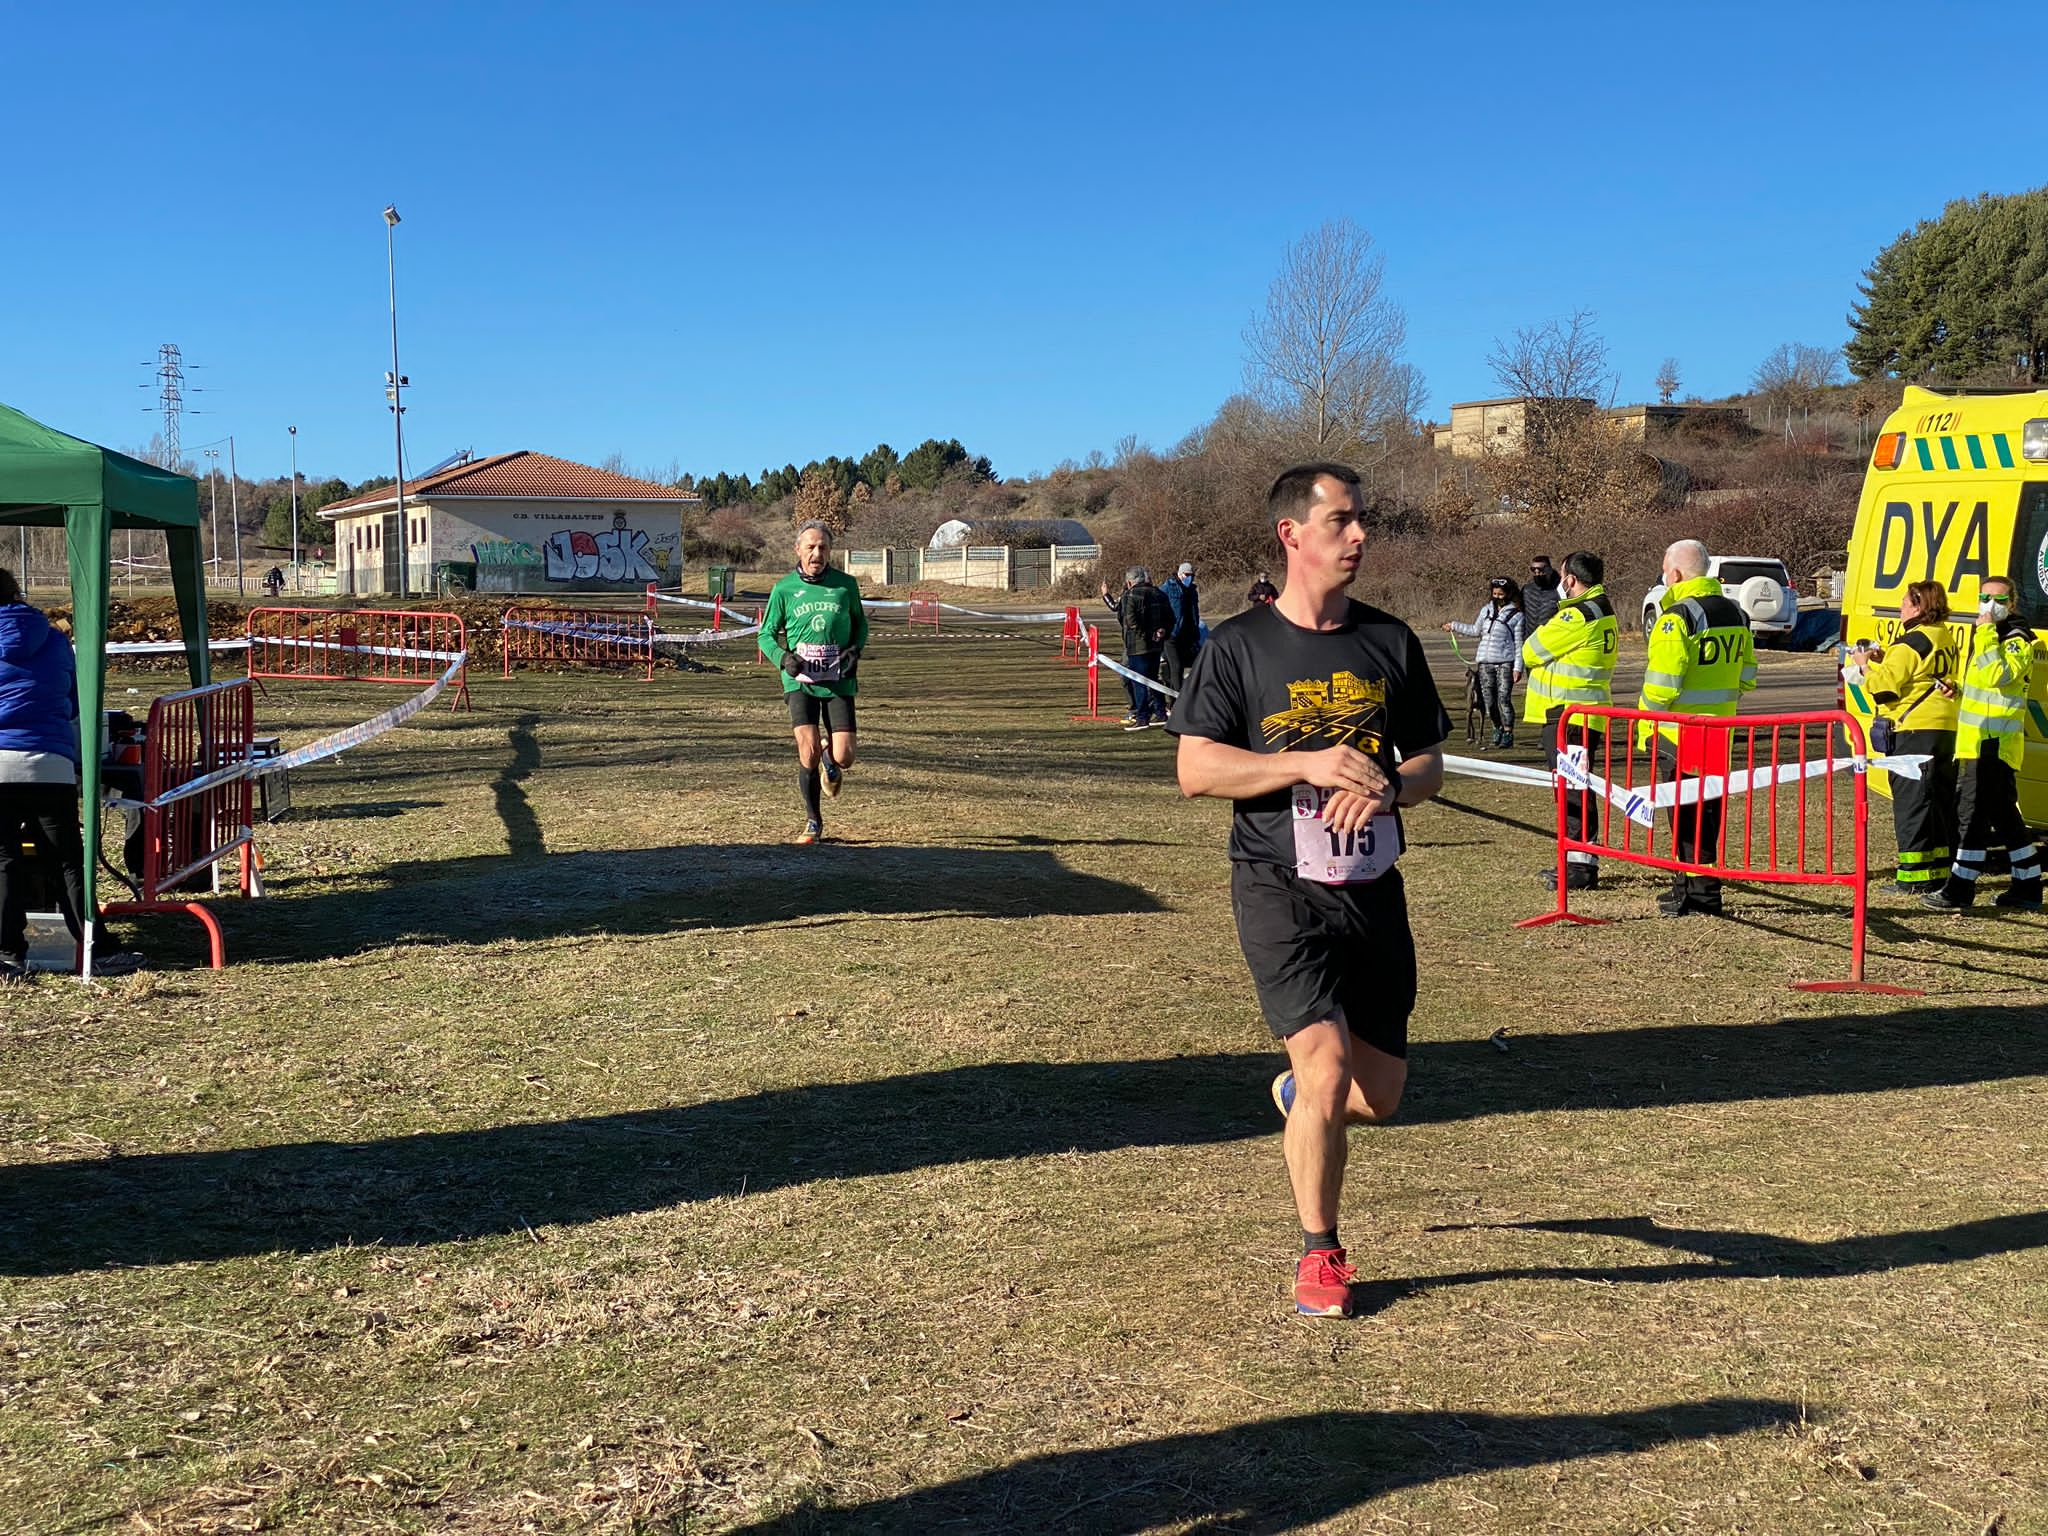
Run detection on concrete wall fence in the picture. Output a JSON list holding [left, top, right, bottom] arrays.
[[837, 544, 1099, 592]]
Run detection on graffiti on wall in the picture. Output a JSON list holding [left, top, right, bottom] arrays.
[[470, 509, 680, 585], [472, 539, 540, 567], [543, 526, 660, 581]]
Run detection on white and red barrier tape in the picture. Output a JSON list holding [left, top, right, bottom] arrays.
[[1440, 748, 1930, 824], [118, 648, 469, 813]]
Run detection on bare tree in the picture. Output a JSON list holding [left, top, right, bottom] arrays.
[[1484, 309, 1615, 455], [1655, 356, 1682, 405], [1752, 342, 1844, 433], [1487, 309, 1615, 404], [1243, 219, 1419, 452]]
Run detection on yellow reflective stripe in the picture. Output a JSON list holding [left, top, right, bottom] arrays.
[[1676, 686, 1741, 705]]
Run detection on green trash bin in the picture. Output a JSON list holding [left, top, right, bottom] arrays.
[[707, 564, 736, 600]]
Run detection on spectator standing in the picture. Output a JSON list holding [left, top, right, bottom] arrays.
[[1637, 539, 1756, 918], [1923, 575, 2039, 910], [0, 568, 140, 980], [1443, 577, 1525, 748], [1523, 555, 1562, 630], [1850, 580, 1958, 893], [1099, 566, 1173, 731], [1520, 550, 1617, 890], [1246, 573, 1280, 606], [1159, 561, 1203, 704]]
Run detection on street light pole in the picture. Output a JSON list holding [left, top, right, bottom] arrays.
[[203, 448, 220, 585], [384, 204, 408, 598], [288, 426, 300, 591], [228, 435, 244, 596]]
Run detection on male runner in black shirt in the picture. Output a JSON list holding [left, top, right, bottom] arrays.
[[1170, 462, 1449, 1317]]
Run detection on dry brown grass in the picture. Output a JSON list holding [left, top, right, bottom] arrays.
[[1, 617, 2044, 1533]]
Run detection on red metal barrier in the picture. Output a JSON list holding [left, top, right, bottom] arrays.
[[100, 679, 257, 969], [908, 590, 941, 632], [503, 605, 656, 681], [1060, 605, 1083, 663], [1518, 704, 1919, 994], [1069, 625, 1119, 723], [246, 607, 471, 711]]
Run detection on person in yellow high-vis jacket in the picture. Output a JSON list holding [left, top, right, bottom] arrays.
[[1923, 576, 2039, 911], [1637, 539, 1756, 918], [1851, 579, 1959, 893], [1520, 549, 1617, 891]]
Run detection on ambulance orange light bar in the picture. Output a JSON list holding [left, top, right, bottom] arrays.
[[1872, 432, 1906, 469]]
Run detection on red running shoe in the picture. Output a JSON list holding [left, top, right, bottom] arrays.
[[1295, 1248, 1356, 1317]]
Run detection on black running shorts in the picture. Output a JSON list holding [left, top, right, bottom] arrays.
[[788, 692, 857, 733], [1228, 860, 1414, 1058]]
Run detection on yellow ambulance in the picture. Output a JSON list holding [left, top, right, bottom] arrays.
[[1841, 384, 2048, 824]]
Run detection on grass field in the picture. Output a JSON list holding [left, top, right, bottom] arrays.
[[3, 614, 2046, 1533]]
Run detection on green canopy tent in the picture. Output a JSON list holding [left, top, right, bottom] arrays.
[[0, 402, 208, 970]]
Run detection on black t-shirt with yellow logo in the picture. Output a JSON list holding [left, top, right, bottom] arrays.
[[1169, 599, 1450, 866]]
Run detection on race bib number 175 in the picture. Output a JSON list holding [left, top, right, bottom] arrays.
[[1291, 784, 1401, 885]]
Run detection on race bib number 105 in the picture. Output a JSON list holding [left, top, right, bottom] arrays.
[[794, 642, 842, 682], [1291, 784, 1401, 885]]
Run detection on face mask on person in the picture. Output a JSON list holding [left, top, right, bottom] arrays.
[[1981, 593, 2013, 618]]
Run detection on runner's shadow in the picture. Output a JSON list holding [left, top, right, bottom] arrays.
[[726, 1398, 1797, 1533], [492, 711, 546, 859], [0, 1052, 1270, 1274], [1348, 1209, 2048, 1318], [7, 1005, 2046, 1275], [220, 841, 1165, 965]]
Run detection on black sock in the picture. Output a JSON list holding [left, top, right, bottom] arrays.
[[799, 765, 822, 823], [1304, 1228, 1340, 1255]]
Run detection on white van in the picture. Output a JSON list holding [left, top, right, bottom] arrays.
[[1642, 554, 1799, 642]]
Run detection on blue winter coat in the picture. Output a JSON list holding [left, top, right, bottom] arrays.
[[1162, 578, 1201, 645], [0, 604, 80, 761]]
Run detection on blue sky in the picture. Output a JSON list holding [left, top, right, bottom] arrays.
[[5, 2, 2043, 485]]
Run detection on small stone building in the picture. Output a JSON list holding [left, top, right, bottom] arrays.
[[318, 451, 701, 596]]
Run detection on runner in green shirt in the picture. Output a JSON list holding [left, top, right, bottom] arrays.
[[759, 521, 870, 844]]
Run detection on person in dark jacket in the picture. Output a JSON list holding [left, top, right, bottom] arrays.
[[1158, 561, 1203, 706], [1246, 573, 1280, 606], [0, 569, 138, 980], [1099, 566, 1173, 730], [1523, 555, 1562, 631]]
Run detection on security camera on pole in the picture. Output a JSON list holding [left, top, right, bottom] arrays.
[[383, 203, 409, 598]]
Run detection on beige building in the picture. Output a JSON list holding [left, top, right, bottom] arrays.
[[1602, 402, 1751, 441], [1439, 396, 1597, 458], [318, 451, 701, 596], [1436, 397, 1751, 458]]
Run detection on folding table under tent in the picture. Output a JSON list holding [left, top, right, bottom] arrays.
[[0, 402, 208, 974]]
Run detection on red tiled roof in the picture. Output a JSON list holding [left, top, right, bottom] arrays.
[[317, 451, 701, 517]]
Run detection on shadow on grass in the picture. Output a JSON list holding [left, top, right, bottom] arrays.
[[0, 1053, 1270, 1273], [219, 842, 1167, 963], [280, 799, 443, 822], [728, 1398, 1798, 1533], [492, 711, 546, 859], [4, 1004, 2046, 1274], [1352, 1209, 2048, 1317]]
